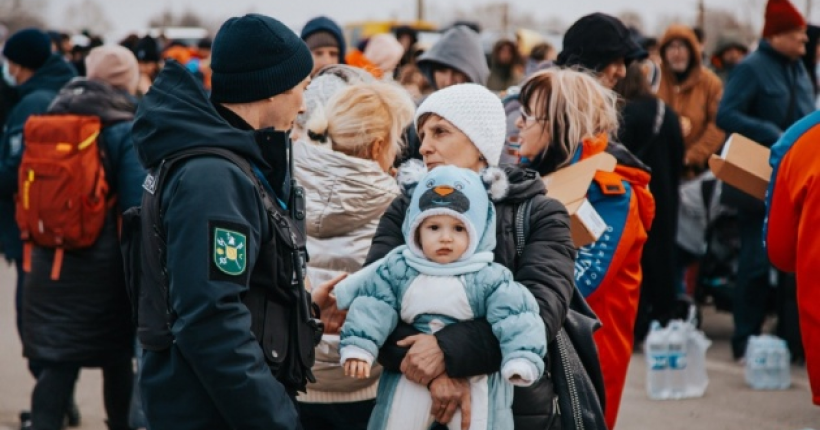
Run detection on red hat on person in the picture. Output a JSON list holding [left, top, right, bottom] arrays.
[[763, 0, 806, 38]]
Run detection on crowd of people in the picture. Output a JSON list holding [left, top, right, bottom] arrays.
[[0, 0, 818, 429]]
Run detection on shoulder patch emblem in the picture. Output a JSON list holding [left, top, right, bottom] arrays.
[[213, 228, 247, 275]]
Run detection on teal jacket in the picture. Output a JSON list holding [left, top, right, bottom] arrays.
[[717, 40, 815, 147]]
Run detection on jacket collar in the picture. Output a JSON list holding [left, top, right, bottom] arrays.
[[759, 39, 799, 64]]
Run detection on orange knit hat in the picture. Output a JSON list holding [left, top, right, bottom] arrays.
[[763, 0, 806, 38]]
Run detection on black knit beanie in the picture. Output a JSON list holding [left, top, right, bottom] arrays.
[[556, 13, 647, 72], [211, 14, 314, 103], [3, 28, 52, 70]]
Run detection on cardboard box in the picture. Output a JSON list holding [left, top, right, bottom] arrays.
[[708, 133, 772, 200], [542, 152, 617, 248]]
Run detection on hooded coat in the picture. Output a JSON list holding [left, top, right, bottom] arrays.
[[0, 54, 76, 261], [23, 79, 144, 365], [338, 165, 546, 430], [130, 62, 299, 430], [293, 140, 399, 403], [300, 16, 347, 64], [568, 136, 655, 430], [417, 26, 490, 89], [657, 25, 725, 171], [366, 166, 578, 430]]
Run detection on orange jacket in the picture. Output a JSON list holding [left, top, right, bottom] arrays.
[[574, 135, 655, 428], [345, 50, 384, 79], [766, 111, 820, 406], [657, 25, 725, 169]]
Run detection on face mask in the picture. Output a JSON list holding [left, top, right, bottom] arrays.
[[2, 62, 17, 87]]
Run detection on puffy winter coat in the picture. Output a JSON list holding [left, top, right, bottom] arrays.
[[657, 25, 725, 170], [293, 140, 399, 403], [366, 166, 578, 429], [571, 135, 655, 429], [23, 79, 144, 364]]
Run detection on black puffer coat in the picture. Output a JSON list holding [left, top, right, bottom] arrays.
[[22, 80, 144, 365], [367, 166, 578, 429]]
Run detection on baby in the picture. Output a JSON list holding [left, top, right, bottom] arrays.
[[334, 164, 547, 430]]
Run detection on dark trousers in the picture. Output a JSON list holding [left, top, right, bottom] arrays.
[[633, 230, 679, 343], [32, 356, 133, 430], [776, 273, 804, 361], [14, 259, 43, 378], [299, 400, 375, 430], [732, 211, 772, 358]]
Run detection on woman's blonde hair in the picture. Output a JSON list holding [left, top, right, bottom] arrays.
[[518, 68, 620, 170], [305, 82, 415, 162]]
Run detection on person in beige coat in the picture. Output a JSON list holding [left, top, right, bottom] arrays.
[[657, 24, 725, 177], [293, 81, 415, 430]]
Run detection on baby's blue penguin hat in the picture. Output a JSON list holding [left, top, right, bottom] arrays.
[[398, 161, 509, 261]]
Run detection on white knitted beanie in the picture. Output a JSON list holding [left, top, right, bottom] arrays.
[[415, 83, 506, 166]]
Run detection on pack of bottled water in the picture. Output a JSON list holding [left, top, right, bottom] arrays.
[[645, 307, 712, 400], [744, 335, 791, 390]]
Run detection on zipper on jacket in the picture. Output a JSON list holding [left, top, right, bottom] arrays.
[[557, 330, 585, 430]]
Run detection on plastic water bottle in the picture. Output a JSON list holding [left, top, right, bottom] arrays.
[[645, 321, 669, 399], [666, 321, 688, 398], [746, 335, 768, 389], [769, 338, 791, 389], [746, 335, 791, 390]]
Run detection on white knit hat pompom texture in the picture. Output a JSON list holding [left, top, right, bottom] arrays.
[[414, 83, 507, 167]]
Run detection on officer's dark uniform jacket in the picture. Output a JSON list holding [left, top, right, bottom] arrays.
[[129, 62, 306, 430]]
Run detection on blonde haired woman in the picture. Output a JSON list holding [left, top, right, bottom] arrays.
[[516, 68, 655, 429], [294, 81, 415, 430]]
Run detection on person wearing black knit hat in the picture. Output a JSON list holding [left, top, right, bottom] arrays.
[[556, 13, 647, 89], [130, 13, 341, 430], [132, 35, 161, 96], [1, 27, 78, 430]]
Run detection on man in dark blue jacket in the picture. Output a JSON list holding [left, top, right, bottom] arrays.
[[0, 28, 76, 341], [716, 0, 814, 360], [132, 14, 335, 429]]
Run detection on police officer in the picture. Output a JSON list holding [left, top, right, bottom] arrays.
[[129, 14, 339, 429]]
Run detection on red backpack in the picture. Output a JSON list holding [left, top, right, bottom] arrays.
[[16, 114, 115, 280]]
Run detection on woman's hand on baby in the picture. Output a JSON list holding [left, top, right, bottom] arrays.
[[343, 359, 371, 379], [311, 273, 348, 334], [398, 334, 446, 386], [429, 374, 471, 430]]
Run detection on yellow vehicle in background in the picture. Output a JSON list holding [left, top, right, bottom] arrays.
[[344, 20, 438, 48]]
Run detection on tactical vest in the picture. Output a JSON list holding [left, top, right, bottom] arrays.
[[120, 147, 322, 393]]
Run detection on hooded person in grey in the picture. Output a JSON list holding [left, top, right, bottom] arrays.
[[400, 26, 491, 162], [417, 25, 490, 90]]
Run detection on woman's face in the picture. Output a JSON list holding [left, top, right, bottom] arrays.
[[514, 97, 550, 162], [418, 115, 486, 172]]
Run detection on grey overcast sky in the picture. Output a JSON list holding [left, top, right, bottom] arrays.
[[44, 0, 810, 40]]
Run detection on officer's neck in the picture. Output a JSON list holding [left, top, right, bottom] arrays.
[[218, 102, 264, 130]]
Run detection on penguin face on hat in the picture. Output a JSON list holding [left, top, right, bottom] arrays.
[[418, 180, 471, 214], [403, 165, 497, 261]]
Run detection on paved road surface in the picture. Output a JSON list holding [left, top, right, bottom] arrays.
[[1, 263, 817, 429]]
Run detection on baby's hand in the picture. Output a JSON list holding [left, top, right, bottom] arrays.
[[344, 359, 371, 379]]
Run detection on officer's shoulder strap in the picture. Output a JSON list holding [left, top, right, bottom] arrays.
[[144, 147, 276, 232]]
